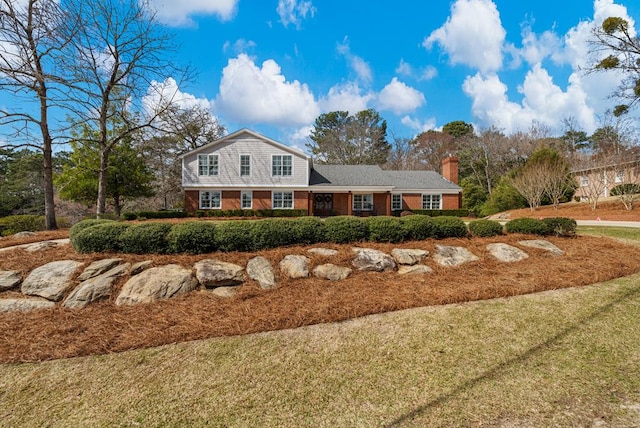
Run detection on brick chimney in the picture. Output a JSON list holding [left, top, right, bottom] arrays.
[[442, 156, 459, 185]]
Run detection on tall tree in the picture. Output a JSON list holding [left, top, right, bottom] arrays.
[[0, 148, 45, 216], [0, 0, 77, 229], [307, 109, 389, 165], [442, 120, 474, 138], [411, 130, 457, 172]]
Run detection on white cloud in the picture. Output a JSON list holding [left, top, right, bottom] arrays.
[[318, 82, 373, 114], [147, 0, 238, 27], [144, 77, 213, 114], [401, 115, 437, 134], [215, 54, 320, 126], [376, 78, 425, 115], [337, 38, 373, 84], [419, 66, 438, 81], [424, 0, 506, 74], [222, 39, 257, 55], [277, 0, 316, 29], [519, 26, 562, 66]]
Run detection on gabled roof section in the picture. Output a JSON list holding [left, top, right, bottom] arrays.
[[310, 165, 391, 187], [179, 128, 310, 160], [383, 170, 461, 191]]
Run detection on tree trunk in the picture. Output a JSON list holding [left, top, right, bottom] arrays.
[[96, 148, 109, 217]]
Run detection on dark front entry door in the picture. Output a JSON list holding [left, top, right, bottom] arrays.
[[313, 193, 333, 215]]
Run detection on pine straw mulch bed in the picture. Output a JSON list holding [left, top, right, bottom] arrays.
[[1, 234, 640, 364]]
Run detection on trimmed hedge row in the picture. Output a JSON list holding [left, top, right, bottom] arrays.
[[194, 209, 308, 218], [69, 215, 576, 254], [122, 210, 189, 220], [392, 209, 470, 217]]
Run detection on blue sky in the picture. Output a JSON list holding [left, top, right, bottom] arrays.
[[5, 0, 640, 151]]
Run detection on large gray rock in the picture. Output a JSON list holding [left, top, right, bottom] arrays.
[[115, 264, 198, 306], [313, 264, 352, 281], [279, 255, 310, 279], [21, 260, 84, 302], [207, 286, 242, 298], [518, 239, 564, 255], [194, 259, 245, 288], [77, 258, 124, 281], [391, 248, 428, 265], [0, 298, 55, 313], [307, 248, 339, 257], [246, 256, 276, 289], [433, 245, 479, 267], [398, 264, 433, 275], [63, 263, 130, 309], [486, 243, 529, 263], [130, 260, 153, 276], [352, 248, 396, 272], [0, 270, 22, 291]]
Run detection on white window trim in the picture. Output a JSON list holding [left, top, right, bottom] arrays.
[[240, 154, 251, 177], [241, 191, 253, 209], [199, 191, 222, 209], [272, 191, 294, 209], [353, 194, 374, 211], [391, 193, 402, 211], [198, 154, 219, 176], [421, 193, 442, 210], [271, 154, 293, 177]]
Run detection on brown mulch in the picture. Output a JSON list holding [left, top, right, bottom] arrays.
[[1, 233, 640, 364]]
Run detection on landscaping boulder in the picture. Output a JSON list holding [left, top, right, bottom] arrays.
[[21, 260, 84, 302], [194, 259, 246, 288], [486, 243, 529, 263], [307, 248, 339, 257], [77, 258, 124, 281], [518, 240, 564, 255], [63, 263, 130, 309], [115, 264, 198, 306], [246, 256, 276, 289], [313, 263, 352, 281], [130, 260, 153, 276], [279, 255, 310, 279], [0, 298, 55, 313], [207, 286, 242, 298], [0, 270, 22, 291], [398, 264, 433, 275], [352, 248, 396, 272], [391, 248, 428, 266], [433, 245, 479, 267]]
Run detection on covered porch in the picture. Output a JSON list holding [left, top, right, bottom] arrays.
[[307, 191, 392, 217]]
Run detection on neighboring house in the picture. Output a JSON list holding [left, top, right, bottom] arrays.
[[181, 129, 462, 216], [573, 158, 640, 200]]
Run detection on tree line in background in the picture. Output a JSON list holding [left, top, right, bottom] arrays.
[[1, 7, 640, 226]]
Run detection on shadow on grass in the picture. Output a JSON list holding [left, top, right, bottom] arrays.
[[383, 280, 640, 427]]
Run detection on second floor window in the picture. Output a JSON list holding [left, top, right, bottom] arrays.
[[272, 155, 292, 176], [198, 154, 218, 176], [240, 155, 250, 176]]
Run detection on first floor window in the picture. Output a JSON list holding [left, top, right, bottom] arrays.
[[580, 176, 588, 186], [198, 154, 218, 176], [353, 194, 373, 211], [241, 191, 253, 209], [422, 194, 441, 210], [273, 191, 293, 209], [392, 194, 402, 211], [200, 191, 221, 209]]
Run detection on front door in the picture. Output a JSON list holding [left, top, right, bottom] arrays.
[[313, 193, 333, 215]]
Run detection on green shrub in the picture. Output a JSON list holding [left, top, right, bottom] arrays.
[[401, 215, 438, 241], [214, 221, 255, 252], [72, 222, 131, 253], [366, 216, 406, 243], [611, 183, 640, 196], [69, 219, 116, 242], [408, 209, 469, 217], [134, 210, 189, 219], [167, 221, 217, 254], [542, 217, 577, 237], [431, 216, 469, 238], [250, 219, 299, 250], [119, 222, 173, 254], [468, 219, 504, 237], [324, 216, 369, 244], [505, 218, 550, 235], [290, 216, 327, 245], [0, 215, 46, 236], [122, 212, 137, 221]]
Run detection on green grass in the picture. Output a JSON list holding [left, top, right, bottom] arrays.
[[2, 274, 640, 427], [578, 225, 640, 242]]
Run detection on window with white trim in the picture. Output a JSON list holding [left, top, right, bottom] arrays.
[[200, 191, 221, 209], [615, 171, 624, 183], [392, 193, 402, 211], [353, 194, 373, 211], [198, 154, 218, 176], [241, 191, 253, 209], [422, 194, 441, 210], [272, 191, 293, 209], [240, 155, 250, 176], [580, 176, 588, 186], [272, 155, 293, 176]]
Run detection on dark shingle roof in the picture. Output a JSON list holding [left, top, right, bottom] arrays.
[[382, 170, 460, 190]]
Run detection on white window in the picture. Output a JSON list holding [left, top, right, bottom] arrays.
[[353, 194, 373, 211], [615, 171, 624, 183], [422, 194, 441, 210], [272, 191, 294, 209], [198, 154, 218, 176], [200, 191, 221, 209], [240, 155, 250, 176], [272, 155, 293, 176], [580, 176, 588, 186], [392, 193, 402, 211], [241, 191, 253, 209]]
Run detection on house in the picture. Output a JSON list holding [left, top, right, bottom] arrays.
[[181, 129, 462, 216], [572, 158, 640, 200]]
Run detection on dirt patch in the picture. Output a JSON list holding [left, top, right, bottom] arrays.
[[496, 198, 640, 221], [1, 233, 640, 364]]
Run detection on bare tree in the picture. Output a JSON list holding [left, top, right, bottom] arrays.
[[0, 0, 76, 229], [511, 164, 547, 211]]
